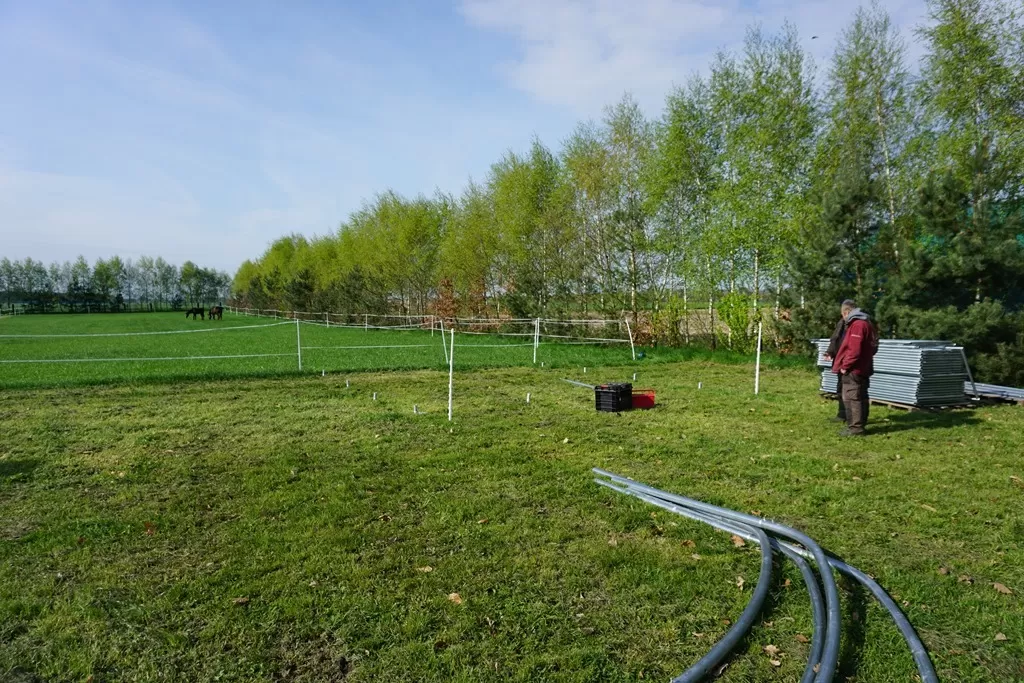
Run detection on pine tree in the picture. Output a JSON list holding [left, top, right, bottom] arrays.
[[787, 161, 886, 345], [878, 140, 1024, 380]]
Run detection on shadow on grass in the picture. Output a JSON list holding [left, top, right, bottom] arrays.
[[836, 573, 869, 680], [0, 457, 40, 480], [869, 408, 980, 435]]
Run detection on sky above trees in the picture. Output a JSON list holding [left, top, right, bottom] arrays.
[[1, 0, 930, 272]]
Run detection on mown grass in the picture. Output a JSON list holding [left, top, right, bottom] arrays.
[[1, 359, 1022, 682], [0, 313, 806, 390]]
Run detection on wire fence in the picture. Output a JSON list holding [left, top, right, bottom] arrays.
[[0, 310, 643, 397], [226, 306, 636, 359]]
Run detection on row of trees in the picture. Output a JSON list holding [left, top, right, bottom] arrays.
[[0, 256, 231, 313], [232, 0, 1024, 383]]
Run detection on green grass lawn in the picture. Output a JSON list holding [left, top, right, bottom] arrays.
[[0, 312, 786, 390], [2, 358, 1022, 681]]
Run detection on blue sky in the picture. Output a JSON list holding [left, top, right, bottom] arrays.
[[0, 0, 931, 273]]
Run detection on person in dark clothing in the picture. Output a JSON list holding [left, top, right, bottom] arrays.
[[824, 314, 848, 421], [832, 300, 878, 436]]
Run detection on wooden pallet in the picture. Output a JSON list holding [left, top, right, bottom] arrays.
[[820, 392, 971, 412]]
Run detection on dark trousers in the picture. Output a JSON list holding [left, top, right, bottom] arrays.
[[842, 372, 870, 433], [835, 375, 847, 420]]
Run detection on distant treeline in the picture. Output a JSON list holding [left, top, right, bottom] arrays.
[[244, 1, 1016, 385], [0, 255, 231, 314]]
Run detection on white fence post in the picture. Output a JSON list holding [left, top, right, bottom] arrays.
[[296, 319, 303, 371], [533, 318, 540, 364], [447, 329, 455, 422], [440, 318, 449, 363], [624, 318, 636, 361], [754, 321, 763, 395]]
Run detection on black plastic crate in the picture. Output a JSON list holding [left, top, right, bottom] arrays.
[[595, 383, 632, 412]]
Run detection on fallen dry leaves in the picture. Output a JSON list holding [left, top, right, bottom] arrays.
[[232, 597, 250, 606], [994, 633, 1008, 641], [736, 576, 746, 591], [682, 539, 696, 548], [795, 634, 810, 644], [763, 645, 780, 657], [416, 566, 433, 573], [921, 504, 938, 513], [730, 535, 746, 548], [993, 582, 1013, 595], [447, 593, 463, 605]]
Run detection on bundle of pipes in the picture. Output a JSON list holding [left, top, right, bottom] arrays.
[[965, 380, 1024, 401], [594, 470, 938, 683], [814, 339, 970, 408]]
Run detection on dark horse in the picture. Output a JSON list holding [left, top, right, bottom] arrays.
[[209, 305, 223, 320], [185, 307, 205, 320]]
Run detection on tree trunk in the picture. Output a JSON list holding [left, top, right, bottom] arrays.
[[706, 258, 716, 351], [629, 245, 638, 320], [774, 271, 781, 320], [752, 249, 760, 313], [683, 278, 690, 345], [875, 92, 899, 265]]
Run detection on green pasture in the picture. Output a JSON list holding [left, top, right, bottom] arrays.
[[2, 358, 1022, 681]]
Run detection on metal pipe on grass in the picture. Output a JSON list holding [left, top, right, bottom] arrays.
[[594, 469, 842, 683], [599, 483, 825, 683]]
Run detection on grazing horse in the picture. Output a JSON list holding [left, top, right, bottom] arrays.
[[185, 307, 205, 320], [209, 305, 223, 320]]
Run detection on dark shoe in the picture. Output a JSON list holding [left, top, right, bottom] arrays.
[[838, 428, 866, 437], [830, 417, 846, 423]]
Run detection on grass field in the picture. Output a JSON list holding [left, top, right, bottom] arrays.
[[2, 343, 1023, 681], [0, 312, 658, 390]]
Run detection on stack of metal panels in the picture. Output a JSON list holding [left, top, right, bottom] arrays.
[[813, 338, 968, 407]]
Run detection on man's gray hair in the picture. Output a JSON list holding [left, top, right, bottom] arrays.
[[841, 299, 857, 311]]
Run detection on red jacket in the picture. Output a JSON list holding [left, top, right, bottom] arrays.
[[832, 311, 877, 377]]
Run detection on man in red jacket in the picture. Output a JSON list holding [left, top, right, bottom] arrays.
[[832, 300, 878, 436]]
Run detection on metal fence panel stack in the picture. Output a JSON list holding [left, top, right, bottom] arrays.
[[814, 339, 968, 407]]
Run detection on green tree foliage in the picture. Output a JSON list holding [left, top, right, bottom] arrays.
[[788, 161, 887, 342], [0, 255, 227, 313], [226, 2, 1024, 384]]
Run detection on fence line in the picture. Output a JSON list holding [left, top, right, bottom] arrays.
[[0, 321, 292, 339], [0, 353, 296, 364], [300, 344, 436, 350]]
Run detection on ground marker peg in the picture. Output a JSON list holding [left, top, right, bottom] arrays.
[[583, 367, 587, 374], [632, 373, 637, 381], [413, 404, 419, 414], [526, 392, 531, 404], [698, 381, 702, 390], [373, 392, 377, 401], [322, 369, 325, 377], [346, 379, 350, 388]]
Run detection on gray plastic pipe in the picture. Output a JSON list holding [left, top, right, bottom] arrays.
[[618, 485, 827, 683], [594, 469, 842, 683], [610, 485, 825, 683], [596, 471, 938, 683], [671, 519, 772, 682], [706, 511, 938, 683]]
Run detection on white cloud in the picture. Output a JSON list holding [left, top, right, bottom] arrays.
[[460, 0, 931, 115]]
